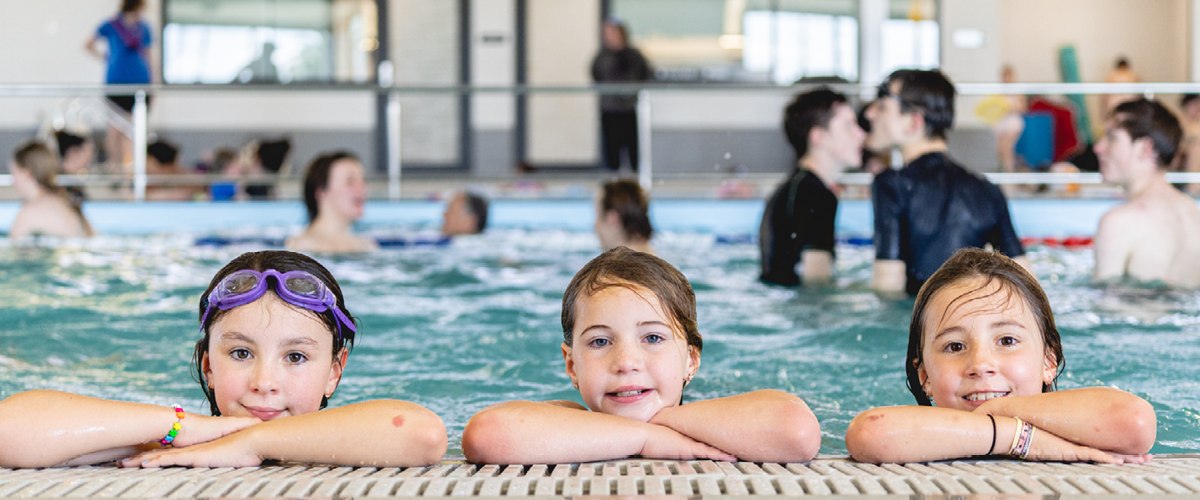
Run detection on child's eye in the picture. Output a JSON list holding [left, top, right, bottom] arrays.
[[286, 352, 308, 364], [587, 338, 610, 348], [644, 333, 665, 344], [231, 348, 251, 360], [998, 336, 1019, 347], [943, 342, 965, 353]]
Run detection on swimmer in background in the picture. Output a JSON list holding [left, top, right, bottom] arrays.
[[0, 250, 447, 468], [441, 191, 489, 236], [9, 141, 94, 239], [846, 248, 1155, 464], [1177, 94, 1200, 195], [55, 130, 95, 211], [760, 88, 864, 286], [1093, 99, 1200, 286], [596, 180, 653, 254], [866, 69, 1028, 295], [286, 152, 378, 253], [145, 140, 205, 201], [461, 247, 820, 464]]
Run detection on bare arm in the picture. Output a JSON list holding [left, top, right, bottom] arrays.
[[127, 400, 446, 468], [461, 400, 736, 464], [85, 35, 105, 61], [649, 390, 820, 463], [978, 388, 1156, 455], [801, 250, 834, 285], [1093, 209, 1132, 281], [846, 405, 1126, 464], [871, 259, 906, 293], [0, 390, 258, 468]]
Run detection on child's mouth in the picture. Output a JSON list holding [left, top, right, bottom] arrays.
[[963, 391, 1010, 402], [609, 389, 650, 397]]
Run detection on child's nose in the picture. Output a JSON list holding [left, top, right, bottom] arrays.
[[611, 343, 643, 373], [964, 347, 998, 377], [250, 362, 281, 393]]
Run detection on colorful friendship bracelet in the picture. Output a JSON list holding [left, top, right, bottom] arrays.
[[160, 405, 185, 446], [1008, 418, 1035, 459], [1007, 417, 1025, 456]]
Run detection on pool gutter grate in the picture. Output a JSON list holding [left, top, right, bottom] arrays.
[[4, 456, 1200, 498]]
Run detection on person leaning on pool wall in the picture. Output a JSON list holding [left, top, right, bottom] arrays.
[[865, 69, 1029, 295], [759, 87, 865, 287], [595, 180, 654, 254]]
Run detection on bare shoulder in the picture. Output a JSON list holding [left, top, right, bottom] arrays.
[[1098, 203, 1142, 232], [284, 233, 317, 252]]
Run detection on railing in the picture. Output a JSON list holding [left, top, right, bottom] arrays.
[[3, 81, 1200, 201]]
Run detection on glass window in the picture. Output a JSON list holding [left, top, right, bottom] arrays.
[[881, 0, 938, 76], [163, 0, 379, 84]]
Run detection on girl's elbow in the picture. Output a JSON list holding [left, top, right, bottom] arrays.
[[461, 409, 511, 464], [1120, 398, 1157, 454], [845, 410, 892, 463], [775, 401, 821, 462]]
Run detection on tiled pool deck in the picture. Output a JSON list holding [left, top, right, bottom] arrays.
[[4, 456, 1200, 498]]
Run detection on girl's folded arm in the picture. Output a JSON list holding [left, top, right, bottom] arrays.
[[648, 389, 820, 463], [977, 388, 1156, 455], [132, 400, 447, 468], [846, 406, 1002, 463], [0, 390, 256, 468], [236, 400, 446, 467], [461, 400, 734, 465]]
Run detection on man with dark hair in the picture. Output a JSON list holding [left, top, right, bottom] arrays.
[[759, 88, 864, 286], [866, 69, 1027, 295], [1094, 99, 1200, 286], [442, 191, 489, 236], [145, 140, 203, 201]]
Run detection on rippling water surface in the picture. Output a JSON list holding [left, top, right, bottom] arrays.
[[0, 230, 1197, 456]]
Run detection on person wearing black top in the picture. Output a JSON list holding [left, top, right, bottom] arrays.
[[865, 69, 1028, 295], [760, 89, 865, 286], [591, 18, 653, 171]]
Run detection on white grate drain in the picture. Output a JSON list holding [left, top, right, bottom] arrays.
[[3, 457, 1200, 497]]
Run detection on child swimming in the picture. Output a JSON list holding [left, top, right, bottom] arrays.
[[846, 248, 1156, 464], [462, 246, 820, 464], [0, 250, 446, 468]]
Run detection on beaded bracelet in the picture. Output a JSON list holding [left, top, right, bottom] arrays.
[[159, 405, 185, 446], [1008, 418, 1035, 459], [1007, 417, 1024, 456]]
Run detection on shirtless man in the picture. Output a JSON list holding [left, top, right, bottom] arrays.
[[866, 69, 1028, 294], [9, 141, 94, 239], [1093, 99, 1200, 286]]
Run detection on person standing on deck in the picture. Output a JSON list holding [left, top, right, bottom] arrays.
[[865, 69, 1029, 295], [591, 17, 653, 172], [1093, 99, 1200, 286], [759, 88, 864, 286]]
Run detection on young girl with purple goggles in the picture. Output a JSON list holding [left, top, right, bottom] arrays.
[[0, 250, 447, 469]]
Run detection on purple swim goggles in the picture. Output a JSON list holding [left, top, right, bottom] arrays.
[[200, 269, 357, 338]]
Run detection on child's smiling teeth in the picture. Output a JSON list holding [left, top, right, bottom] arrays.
[[964, 391, 1009, 402], [611, 389, 649, 397]]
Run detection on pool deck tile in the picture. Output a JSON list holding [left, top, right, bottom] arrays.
[[5, 457, 1200, 498]]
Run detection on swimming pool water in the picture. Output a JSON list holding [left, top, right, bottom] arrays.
[[0, 208, 1197, 457]]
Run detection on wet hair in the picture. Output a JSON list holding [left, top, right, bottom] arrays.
[[1182, 94, 1200, 108], [302, 151, 358, 223], [120, 0, 143, 13], [906, 248, 1063, 406], [1111, 99, 1183, 168], [55, 131, 86, 159], [257, 139, 291, 174], [600, 180, 652, 242], [562, 247, 701, 355], [193, 250, 357, 416], [462, 191, 489, 233], [147, 140, 179, 165], [13, 141, 62, 193], [783, 88, 848, 160], [1115, 57, 1130, 69], [884, 69, 956, 140]]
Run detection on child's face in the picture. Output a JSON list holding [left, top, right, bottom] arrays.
[[918, 278, 1057, 412], [203, 291, 345, 421], [562, 284, 699, 422]]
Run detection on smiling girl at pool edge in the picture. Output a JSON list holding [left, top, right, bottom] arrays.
[[461, 246, 821, 464], [846, 248, 1156, 464], [0, 250, 446, 468]]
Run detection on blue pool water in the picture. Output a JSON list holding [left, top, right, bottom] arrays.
[[0, 199, 1196, 457]]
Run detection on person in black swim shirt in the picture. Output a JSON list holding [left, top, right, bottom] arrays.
[[760, 89, 865, 286], [865, 69, 1028, 295]]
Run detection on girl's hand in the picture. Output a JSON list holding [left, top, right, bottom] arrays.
[[121, 432, 262, 468], [1024, 428, 1123, 464], [168, 414, 260, 448], [640, 424, 737, 462]]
